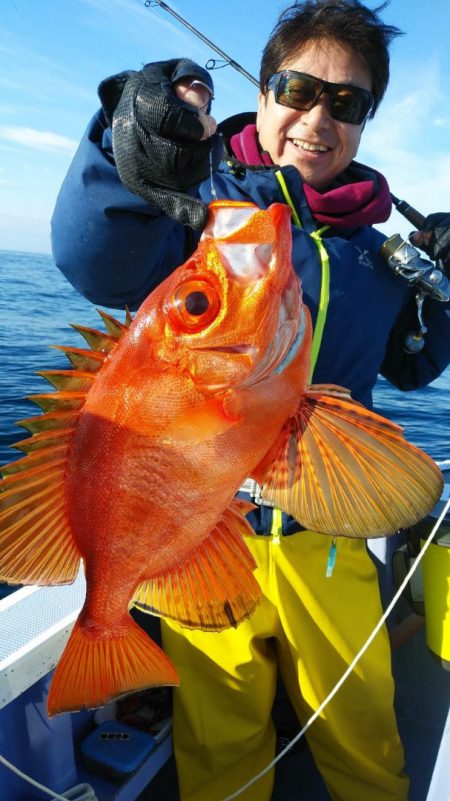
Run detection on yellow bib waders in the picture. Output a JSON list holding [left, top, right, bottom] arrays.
[[162, 532, 408, 801]]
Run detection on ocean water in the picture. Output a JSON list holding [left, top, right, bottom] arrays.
[[0, 248, 449, 467]]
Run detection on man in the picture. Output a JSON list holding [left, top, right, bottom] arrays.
[[51, 2, 450, 798]]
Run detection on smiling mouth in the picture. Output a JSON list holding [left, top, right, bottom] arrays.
[[290, 138, 330, 152]]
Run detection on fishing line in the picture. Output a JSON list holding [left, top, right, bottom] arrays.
[[0, 754, 97, 800], [221, 493, 450, 801], [209, 148, 218, 199]]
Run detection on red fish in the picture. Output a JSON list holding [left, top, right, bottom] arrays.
[[0, 201, 442, 716]]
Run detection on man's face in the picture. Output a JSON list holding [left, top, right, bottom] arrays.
[[257, 39, 373, 190]]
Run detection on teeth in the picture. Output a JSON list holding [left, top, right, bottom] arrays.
[[292, 139, 329, 152]]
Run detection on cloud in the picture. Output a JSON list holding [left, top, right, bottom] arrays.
[[433, 116, 450, 131], [80, 0, 196, 51], [358, 58, 450, 238], [0, 126, 78, 154]]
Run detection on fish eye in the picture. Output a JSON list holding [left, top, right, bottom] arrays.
[[169, 279, 221, 332], [184, 291, 210, 316]]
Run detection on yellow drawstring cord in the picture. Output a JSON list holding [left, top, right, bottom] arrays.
[[273, 171, 336, 574]]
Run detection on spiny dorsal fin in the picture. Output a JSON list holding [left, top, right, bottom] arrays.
[[27, 391, 87, 413], [49, 307, 133, 369], [12, 427, 73, 454], [97, 308, 132, 339], [17, 411, 79, 435], [70, 324, 118, 354], [50, 345, 106, 373], [1, 443, 70, 476], [0, 310, 132, 586], [37, 369, 96, 391]]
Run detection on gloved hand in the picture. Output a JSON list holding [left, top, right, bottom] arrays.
[[411, 213, 450, 274], [98, 58, 223, 229]]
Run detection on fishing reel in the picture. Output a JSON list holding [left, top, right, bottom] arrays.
[[381, 234, 450, 353]]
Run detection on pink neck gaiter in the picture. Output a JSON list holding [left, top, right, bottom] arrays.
[[229, 124, 392, 228]]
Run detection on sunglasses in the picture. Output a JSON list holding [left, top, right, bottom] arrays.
[[266, 70, 374, 125]]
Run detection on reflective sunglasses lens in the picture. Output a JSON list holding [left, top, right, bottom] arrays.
[[277, 74, 321, 110], [330, 87, 372, 124]]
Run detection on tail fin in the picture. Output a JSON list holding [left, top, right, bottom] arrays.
[[47, 616, 179, 716]]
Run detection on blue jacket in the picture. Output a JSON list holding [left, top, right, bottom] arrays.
[[51, 109, 450, 412]]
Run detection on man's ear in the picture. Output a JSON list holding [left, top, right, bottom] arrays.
[[256, 91, 267, 132]]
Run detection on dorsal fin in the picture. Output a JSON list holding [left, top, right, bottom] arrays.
[[37, 369, 95, 391], [1, 444, 70, 476], [50, 345, 106, 373], [12, 427, 73, 454], [27, 391, 87, 413], [0, 310, 133, 586], [97, 308, 132, 338], [47, 308, 132, 371], [70, 324, 118, 354], [17, 410, 79, 434]]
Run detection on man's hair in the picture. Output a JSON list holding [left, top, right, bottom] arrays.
[[259, 0, 402, 116]]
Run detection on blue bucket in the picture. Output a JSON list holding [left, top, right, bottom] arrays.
[[0, 672, 77, 800]]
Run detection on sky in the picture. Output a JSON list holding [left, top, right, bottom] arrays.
[[1, 0, 449, 255]]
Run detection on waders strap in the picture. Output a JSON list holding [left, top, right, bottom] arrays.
[[270, 507, 283, 538]]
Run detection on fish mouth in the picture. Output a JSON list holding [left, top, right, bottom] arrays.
[[197, 343, 257, 356], [240, 311, 304, 388]]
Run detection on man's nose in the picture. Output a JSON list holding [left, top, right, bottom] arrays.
[[299, 96, 332, 128]]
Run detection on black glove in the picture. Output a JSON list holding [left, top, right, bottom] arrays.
[[98, 58, 223, 229], [421, 213, 450, 273]]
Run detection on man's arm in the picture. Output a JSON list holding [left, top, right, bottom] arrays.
[[381, 292, 450, 390], [51, 110, 189, 310], [51, 59, 222, 310]]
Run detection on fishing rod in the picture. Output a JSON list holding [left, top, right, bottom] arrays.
[[390, 194, 425, 229], [145, 0, 431, 232], [144, 0, 259, 87]]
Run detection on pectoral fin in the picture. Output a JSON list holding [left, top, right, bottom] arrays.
[[259, 385, 443, 538]]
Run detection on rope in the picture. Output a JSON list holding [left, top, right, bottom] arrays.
[[0, 754, 97, 801]]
